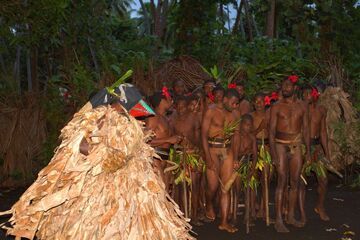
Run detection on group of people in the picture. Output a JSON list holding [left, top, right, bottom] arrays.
[[144, 75, 331, 234]]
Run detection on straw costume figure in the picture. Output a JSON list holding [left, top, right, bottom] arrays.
[[0, 78, 193, 240]]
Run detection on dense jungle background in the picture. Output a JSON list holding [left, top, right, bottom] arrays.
[[0, 0, 359, 187]]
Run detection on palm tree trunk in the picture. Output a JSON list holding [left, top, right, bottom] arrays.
[[13, 46, 22, 92], [265, 0, 276, 38], [243, 0, 253, 41]]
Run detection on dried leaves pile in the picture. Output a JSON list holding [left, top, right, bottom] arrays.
[[1, 106, 193, 240], [319, 87, 359, 170], [0, 94, 46, 187], [133, 55, 210, 95]]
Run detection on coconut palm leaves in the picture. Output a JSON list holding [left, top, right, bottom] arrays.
[[165, 148, 201, 185]]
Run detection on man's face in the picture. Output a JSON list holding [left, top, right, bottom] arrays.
[[214, 90, 224, 104], [204, 82, 215, 95], [174, 81, 185, 96], [281, 80, 295, 98], [235, 85, 245, 100], [175, 100, 187, 115], [241, 119, 253, 133], [254, 96, 265, 111], [223, 96, 239, 112], [302, 90, 312, 103]]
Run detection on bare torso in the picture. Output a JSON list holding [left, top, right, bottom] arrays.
[[170, 112, 199, 149], [251, 110, 269, 140], [309, 104, 325, 139], [273, 100, 306, 140]]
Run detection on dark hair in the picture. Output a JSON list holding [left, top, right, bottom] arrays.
[[213, 85, 225, 93], [241, 113, 253, 123], [254, 92, 265, 100], [174, 95, 187, 105], [204, 79, 216, 86], [173, 79, 184, 87], [224, 88, 240, 100], [235, 80, 245, 87], [302, 85, 313, 92], [149, 91, 165, 108], [187, 94, 198, 103]]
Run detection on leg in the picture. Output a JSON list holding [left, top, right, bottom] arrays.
[[274, 144, 289, 233], [191, 171, 203, 226], [205, 148, 220, 221], [219, 150, 238, 233], [298, 179, 307, 225], [315, 172, 330, 221], [287, 147, 304, 228]]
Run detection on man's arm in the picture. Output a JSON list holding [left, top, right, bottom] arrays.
[[202, 109, 213, 168], [145, 117, 179, 146], [232, 111, 241, 162], [269, 106, 278, 163], [303, 103, 311, 162], [320, 108, 330, 159]]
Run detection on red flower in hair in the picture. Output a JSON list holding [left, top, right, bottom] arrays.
[[228, 83, 237, 89], [207, 92, 215, 102], [288, 75, 299, 84], [162, 86, 171, 99], [264, 96, 271, 106], [311, 87, 320, 100], [270, 91, 279, 101]]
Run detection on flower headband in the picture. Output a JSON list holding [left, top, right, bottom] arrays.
[[162, 87, 171, 99], [228, 83, 237, 89], [311, 87, 320, 100], [288, 75, 299, 84]]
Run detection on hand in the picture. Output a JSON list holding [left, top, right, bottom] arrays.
[[205, 153, 215, 170], [168, 135, 182, 144], [305, 153, 312, 164]]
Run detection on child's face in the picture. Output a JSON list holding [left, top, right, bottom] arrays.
[[188, 100, 198, 112], [241, 119, 253, 133], [254, 96, 265, 111], [175, 100, 187, 115]]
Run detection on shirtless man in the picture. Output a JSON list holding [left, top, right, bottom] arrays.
[[234, 81, 252, 116], [269, 78, 311, 233], [202, 89, 240, 232], [212, 85, 225, 106], [251, 93, 272, 220], [170, 96, 202, 225], [233, 114, 258, 221], [146, 90, 182, 187], [203, 79, 216, 110], [298, 86, 330, 224]]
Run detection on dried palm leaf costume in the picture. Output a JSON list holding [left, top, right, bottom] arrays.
[[0, 84, 193, 240]]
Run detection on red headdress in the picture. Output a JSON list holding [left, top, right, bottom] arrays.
[[207, 92, 215, 102], [264, 96, 271, 106], [270, 91, 279, 101], [288, 75, 299, 84], [228, 83, 237, 89], [162, 86, 171, 99], [311, 87, 320, 101]]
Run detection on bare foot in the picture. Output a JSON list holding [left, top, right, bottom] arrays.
[[287, 217, 305, 228], [299, 218, 306, 227], [205, 206, 216, 222], [314, 207, 330, 221], [274, 222, 289, 233], [219, 223, 238, 233]]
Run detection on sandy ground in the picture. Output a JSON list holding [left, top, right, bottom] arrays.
[[0, 180, 359, 240]]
